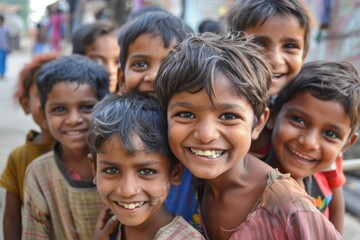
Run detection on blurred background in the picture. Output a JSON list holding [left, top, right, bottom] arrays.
[[0, 0, 359, 239]]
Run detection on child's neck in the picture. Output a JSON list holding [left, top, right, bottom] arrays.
[[33, 130, 54, 144], [122, 207, 173, 240], [59, 145, 93, 181]]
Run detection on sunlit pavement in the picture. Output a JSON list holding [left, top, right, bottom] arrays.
[[0, 37, 359, 239]]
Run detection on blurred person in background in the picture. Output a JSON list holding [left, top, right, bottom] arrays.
[[0, 14, 10, 79]]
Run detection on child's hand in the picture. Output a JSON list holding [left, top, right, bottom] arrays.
[[94, 207, 119, 240]]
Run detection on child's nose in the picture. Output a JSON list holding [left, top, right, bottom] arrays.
[[118, 175, 139, 198], [298, 129, 321, 150], [144, 69, 158, 83], [268, 49, 285, 68], [65, 110, 83, 124], [194, 118, 219, 143]]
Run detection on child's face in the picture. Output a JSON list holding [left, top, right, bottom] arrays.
[[119, 33, 177, 95], [167, 74, 267, 179], [20, 81, 43, 128], [91, 135, 181, 227], [245, 14, 307, 96], [43, 82, 98, 151], [271, 91, 357, 180], [85, 34, 120, 93]]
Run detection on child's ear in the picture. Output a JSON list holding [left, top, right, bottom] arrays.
[[341, 133, 358, 153], [170, 164, 183, 186], [117, 67, 126, 94], [302, 48, 309, 62], [251, 107, 270, 140], [87, 153, 97, 178], [19, 96, 30, 115], [39, 107, 49, 130]]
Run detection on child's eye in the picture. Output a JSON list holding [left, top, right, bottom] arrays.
[[139, 169, 156, 176], [52, 106, 66, 113], [323, 130, 340, 140], [284, 43, 299, 49], [132, 62, 148, 69], [220, 113, 239, 120], [92, 57, 105, 66], [104, 167, 120, 175], [176, 112, 195, 119], [81, 104, 95, 112], [289, 116, 305, 125]]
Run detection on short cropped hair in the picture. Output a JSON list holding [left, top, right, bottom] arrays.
[[71, 21, 115, 55], [225, 0, 316, 54], [274, 60, 360, 137], [87, 92, 178, 167], [37, 54, 110, 109], [13, 52, 59, 101], [198, 19, 224, 34], [156, 31, 271, 123], [118, 11, 193, 71]]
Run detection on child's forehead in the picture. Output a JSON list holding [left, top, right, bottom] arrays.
[[243, 13, 302, 32], [47, 82, 97, 98]]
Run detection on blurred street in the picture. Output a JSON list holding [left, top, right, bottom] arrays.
[[0, 37, 359, 239]]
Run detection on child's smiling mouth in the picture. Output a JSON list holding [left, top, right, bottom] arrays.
[[189, 148, 224, 159], [117, 201, 145, 210]]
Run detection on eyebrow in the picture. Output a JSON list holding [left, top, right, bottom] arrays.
[[255, 35, 303, 43], [169, 100, 248, 111], [97, 159, 163, 168], [128, 53, 149, 60]]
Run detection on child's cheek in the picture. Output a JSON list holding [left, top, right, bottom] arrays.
[[150, 184, 170, 206]]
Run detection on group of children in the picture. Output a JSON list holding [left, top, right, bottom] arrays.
[[0, 0, 359, 239]]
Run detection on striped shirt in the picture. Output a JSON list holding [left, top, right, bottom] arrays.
[[22, 144, 104, 240], [115, 216, 205, 239], [201, 169, 343, 240]]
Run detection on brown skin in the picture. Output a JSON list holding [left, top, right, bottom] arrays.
[[3, 192, 22, 240], [329, 186, 345, 234], [3, 82, 54, 239], [93, 207, 119, 240], [201, 155, 272, 240], [88, 153, 183, 240]]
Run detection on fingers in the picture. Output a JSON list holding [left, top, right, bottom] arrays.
[[94, 208, 119, 240]]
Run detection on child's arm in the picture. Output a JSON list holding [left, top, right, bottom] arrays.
[[289, 210, 343, 239], [94, 207, 119, 240], [328, 186, 344, 234], [3, 191, 22, 240]]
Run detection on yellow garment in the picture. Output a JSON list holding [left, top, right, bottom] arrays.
[[0, 130, 53, 202]]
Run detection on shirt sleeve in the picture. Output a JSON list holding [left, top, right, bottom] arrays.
[[322, 155, 346, 189], [22, 165, 51, 239], [287, 210, 343, 239], [0, 150, 20, 195]]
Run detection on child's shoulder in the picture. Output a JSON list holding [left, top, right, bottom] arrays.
[[154, 216, 205, 239], [26, 150, 55, 174], [261, 169, 316, 213], [6, 130, 52, 165]]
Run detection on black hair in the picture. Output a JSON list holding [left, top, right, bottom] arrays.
[[198, 19, 224, 34], [156, 31, 271, 123], [37, 54, 110, 109], [71, 21, 115, 55], [274, 60, 360, 137], [225, 0, 316, 54], [87, 92, 178, 167], [118, 11, 193, 71], [127, 5, 167, 21]]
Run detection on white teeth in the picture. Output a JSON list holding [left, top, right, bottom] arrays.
[[117, 201, 145, 209], [291, 149, 313, 161], [190, 148, 223, 159], [66, 131, 81, 135], [272, 73, 283, 78]]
